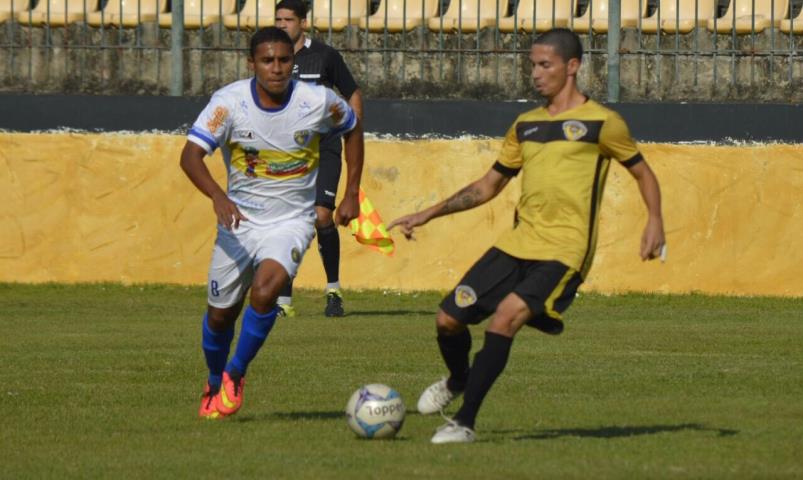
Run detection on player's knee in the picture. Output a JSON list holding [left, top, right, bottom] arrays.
[[250, 260, 290, 313], [487, 298, 531, 336], [487, 306, 529, 337], [207, 307, 238, 330], [315, 207, 334, 228], [436, 310, 466, 335], [249, 279, 279, 314]]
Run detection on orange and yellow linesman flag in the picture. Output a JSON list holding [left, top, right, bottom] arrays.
[[350, 188, 395, 256]]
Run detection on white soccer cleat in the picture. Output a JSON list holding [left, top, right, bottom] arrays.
[[417, 378, 461, 415], [431, 420, 476, 444]]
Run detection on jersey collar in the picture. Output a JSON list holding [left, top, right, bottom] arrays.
[[297, 36, 312, 54], [250, 77, 295, 113]]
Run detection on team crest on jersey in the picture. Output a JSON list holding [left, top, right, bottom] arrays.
[[562, 120, 588, 141], [291, 248, 301, 264], [294, 130, 313, 147], [206, 106, 228, 134], [454, 285, 477, 308]]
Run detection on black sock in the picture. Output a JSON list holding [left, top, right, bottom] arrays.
[[453, 332, 513, 430], [437, 330, 472, 392], [317, 223, 340, 284]]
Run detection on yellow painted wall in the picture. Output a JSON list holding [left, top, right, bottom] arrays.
[[1, 133, 801, 296]]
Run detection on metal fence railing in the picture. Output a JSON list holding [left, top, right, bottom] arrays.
[[1, 0, 801, 101]]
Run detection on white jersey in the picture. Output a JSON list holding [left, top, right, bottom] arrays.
[[188, 78, 357, 226]]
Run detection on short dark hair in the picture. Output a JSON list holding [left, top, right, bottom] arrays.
[[249, 26, 294, 58], [275, 0, 308, 19], [533, 28, 583, 63]]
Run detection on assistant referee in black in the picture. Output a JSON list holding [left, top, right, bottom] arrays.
[[275, 0, 363, 318]]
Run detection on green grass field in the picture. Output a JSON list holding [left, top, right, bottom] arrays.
[[1, 283, 801, 479]]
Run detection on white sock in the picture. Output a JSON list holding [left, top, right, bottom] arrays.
[[326, 282, 341, 291], [277, 296, 292, 306]]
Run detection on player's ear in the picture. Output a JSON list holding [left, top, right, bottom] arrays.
[[247, 56, 255, 72], [566, 57, 581, 76]]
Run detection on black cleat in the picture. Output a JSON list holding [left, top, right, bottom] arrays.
[[324, 289, 345, 317]]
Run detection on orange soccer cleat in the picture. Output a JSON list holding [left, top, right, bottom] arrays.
[[199, 383, 224, 420], [216, 371, 245, 416]]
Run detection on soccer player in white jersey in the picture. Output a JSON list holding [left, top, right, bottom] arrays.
[[180, 27, 364, 419]]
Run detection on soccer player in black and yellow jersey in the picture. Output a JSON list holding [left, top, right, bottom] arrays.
[[388, 28, 665, 444]]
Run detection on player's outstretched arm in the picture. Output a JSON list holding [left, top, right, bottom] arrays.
[[347, 89, 363, 121], [335, 118, 365, 226], [388, 167, 510, 240], [627, 160, 665, 261], [179, 141, 247, 231]]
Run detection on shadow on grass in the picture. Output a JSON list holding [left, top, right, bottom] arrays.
[[346, 310, 437, 317], [232, 411, 344, 422], [233, 410, 425, 423], [498, 424, 738, 441]]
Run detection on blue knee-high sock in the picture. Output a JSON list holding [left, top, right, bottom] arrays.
[[202, 314, 235, 389], [226, 306, 278, 377]]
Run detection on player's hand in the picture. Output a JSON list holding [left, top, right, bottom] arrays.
[[640, 216, 665, 261], [212, 192, 247, 231], [388, 212, 428, 240], [335, 191, 360, 226]]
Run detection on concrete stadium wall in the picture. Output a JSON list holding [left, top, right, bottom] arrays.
[[1, 26, 802, 102], [1, 132, 800, 296]]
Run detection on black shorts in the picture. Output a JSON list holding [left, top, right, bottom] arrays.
[[315, 133, 343, 210], [440, 248, 584, 335]]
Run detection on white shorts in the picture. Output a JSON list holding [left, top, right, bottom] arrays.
[[206, 218, 315, 308]]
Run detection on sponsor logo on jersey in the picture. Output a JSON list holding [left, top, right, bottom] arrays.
[[562, 120, 588, 141], [206, 106, 228, 134], [291, 248, 301, 264], [265, 159, 309, 177], [294, 130, 313, 147], [454, 285, 477, 308], [243, 146, 261, 178], [522, 126, 539, 137], [234, 146, 311, 178], [233, 129, 255, 141], [298, 101, 312, 118]]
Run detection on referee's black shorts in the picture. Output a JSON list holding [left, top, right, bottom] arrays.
[[315, 133, 343, 211], [440, 248, 584, 335]]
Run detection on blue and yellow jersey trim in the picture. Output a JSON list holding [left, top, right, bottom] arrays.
[[330, 108, 357, 137], [189, 127, 219, 152]]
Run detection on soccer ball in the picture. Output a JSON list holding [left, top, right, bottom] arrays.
[[345, 384, 406, 439]]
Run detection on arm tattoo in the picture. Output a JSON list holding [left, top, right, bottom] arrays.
[[438, 185, 482, 216]]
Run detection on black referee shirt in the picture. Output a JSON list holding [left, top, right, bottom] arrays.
[[293, 37, 359, 100]]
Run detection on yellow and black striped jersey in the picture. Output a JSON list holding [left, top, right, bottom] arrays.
[[493, 99, 643, 278]]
